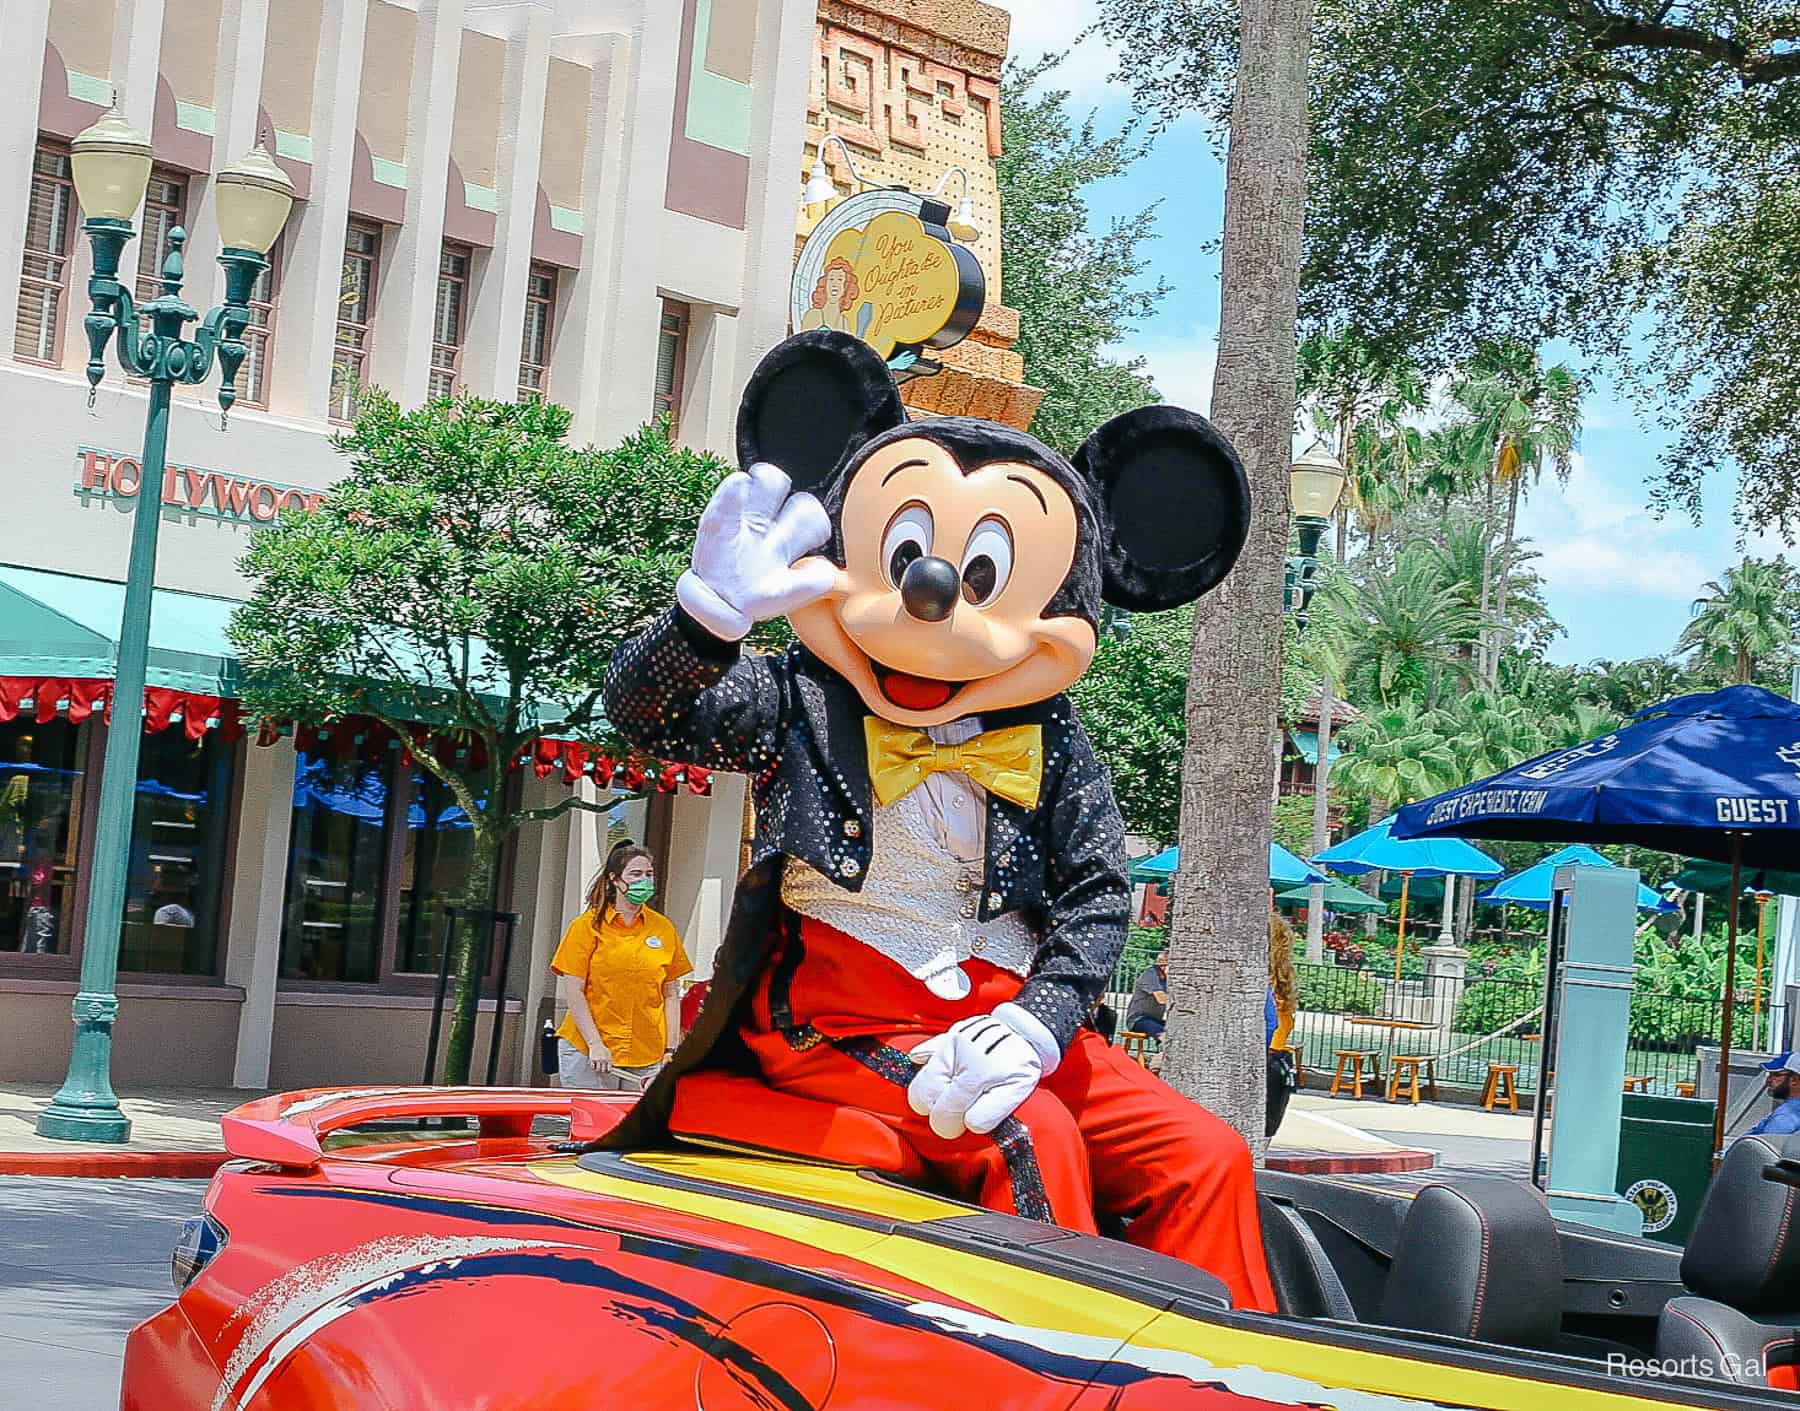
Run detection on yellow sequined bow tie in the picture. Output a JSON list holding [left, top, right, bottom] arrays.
[[865, 717, 1044, 811]]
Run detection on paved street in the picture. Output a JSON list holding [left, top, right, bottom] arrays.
[[0, 1177, 206, 1411]]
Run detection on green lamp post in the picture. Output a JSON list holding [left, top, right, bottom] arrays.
[[37, 113, 294, 1142], [1284, 443, 1346, 628]]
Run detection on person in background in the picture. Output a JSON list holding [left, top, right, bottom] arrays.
[[551, 842, 691, 1091], [1266, 913, 1299, 1138], [1746, 1052, 1800, 1136], [1126, 949, 1169, 1037]]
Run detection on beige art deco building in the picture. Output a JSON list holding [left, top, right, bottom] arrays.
[[0, 0, 815, 1091]]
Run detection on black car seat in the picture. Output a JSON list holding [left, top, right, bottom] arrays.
[[1654, 1133, 1800, 1390], [1376, 1179, 1567, 1349]]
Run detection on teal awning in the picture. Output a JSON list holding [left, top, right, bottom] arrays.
[[0, 563, 240, 696], [1290, 729, 1342, 765]]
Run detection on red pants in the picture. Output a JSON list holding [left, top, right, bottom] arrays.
[[744, 917, 1277, 1314]]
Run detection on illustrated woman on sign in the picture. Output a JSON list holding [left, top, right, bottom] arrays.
[[801, 257, 860, 335]]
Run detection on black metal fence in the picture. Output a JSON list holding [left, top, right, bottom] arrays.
[[1104, 951, 1768, 1098]]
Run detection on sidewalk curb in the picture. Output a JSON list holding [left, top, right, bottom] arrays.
[[0, 1151, 230, 1178], [1265, 1147, 1437, 1175]]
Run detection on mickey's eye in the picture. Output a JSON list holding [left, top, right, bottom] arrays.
[[960, 517, 1014, 606], [882, 504, 934, 589]]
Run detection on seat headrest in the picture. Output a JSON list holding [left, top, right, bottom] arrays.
[[1682, 1132, 1800, 1312], [1378, 1179, 1564, 1348]]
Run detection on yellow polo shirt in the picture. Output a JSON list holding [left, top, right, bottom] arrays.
[[552, 905, 691, 1068]]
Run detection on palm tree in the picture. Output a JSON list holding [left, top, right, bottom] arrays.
[[1543, 700, 1624, 751], [1297, 330, 1426, 560], [1678, 558, 1797, 685], [1329, 550, 1483, 708], [1435, 690, 1547, 787], [1426, 515, 1559, 666], [1446, 342, 1582, 682], [1286, 593, 1350, 963], [1334, 700, 1459, 819]]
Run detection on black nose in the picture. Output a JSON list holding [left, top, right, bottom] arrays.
[[900, 556, 960, 622]]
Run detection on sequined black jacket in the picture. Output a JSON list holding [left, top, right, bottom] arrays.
[[598, 605, 1129, 1149]]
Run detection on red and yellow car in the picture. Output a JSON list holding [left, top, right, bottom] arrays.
[[121, 1085, 1798, 1410]]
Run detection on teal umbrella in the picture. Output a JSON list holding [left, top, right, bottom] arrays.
[[1273, 878, 1387, 914], [1129, 842, 1326, 888]]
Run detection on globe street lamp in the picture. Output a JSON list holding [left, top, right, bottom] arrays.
[[37, 115, 294, 1143], [1285, 443, 1346, 629]]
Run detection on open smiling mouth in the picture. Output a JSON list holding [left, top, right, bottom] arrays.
[[869, 659, 971, 712]]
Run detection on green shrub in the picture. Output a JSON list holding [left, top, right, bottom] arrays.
[[1454, 980, 1538, 1035], [1297, 967, 1384, 1015]]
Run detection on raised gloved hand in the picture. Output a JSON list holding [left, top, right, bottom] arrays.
[[676, 462, 836, 641], [907, 1002, 1061, 1140]]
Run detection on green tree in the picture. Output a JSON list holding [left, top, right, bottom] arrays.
[[1435, 690, 1546, 788], [230, 395, 726, 1083], [1333, 701, 1457, 818], [1096, 0, 1800, 535], [1330, 551, 1482, 707], [997, 57, 1167, 455], [1069, 608, 1193, 841], [1677, 557, 1798, 684], [1296, 330, 1426, 559]]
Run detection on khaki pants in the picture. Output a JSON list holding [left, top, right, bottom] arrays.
[[557, 1038, 663, 1092]]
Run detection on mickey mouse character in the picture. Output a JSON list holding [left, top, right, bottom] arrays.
[[598, 330, 1275, 1313]]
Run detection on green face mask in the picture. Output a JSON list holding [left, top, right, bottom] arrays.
[[624, 878, 656, 905]]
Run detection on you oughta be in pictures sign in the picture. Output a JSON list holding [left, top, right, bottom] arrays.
[[791, 190, 984, 368]]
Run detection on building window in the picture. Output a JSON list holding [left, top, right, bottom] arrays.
[[15, 146, 76, 365], [396, 762, 497, 975], [0, 719, 85, 957], [517, 263, 556, 400], [429, 242, 471, 400], [119, 729, 235, 977], [653, 298, 690, 437], [280, 750, 511, 988], [330, 221, 382, 424], [237, 237, 281, 410]]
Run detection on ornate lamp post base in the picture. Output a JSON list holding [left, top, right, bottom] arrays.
[[38, 991, 131, 1140]]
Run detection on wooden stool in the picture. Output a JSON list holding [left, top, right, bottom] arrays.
[[1481, 1063, 1519, 1113], [1622, 1075, 1650, 1094], [1330, 1049, 1382, 1100], [1120, 1031, 1154, 1067], [1387, 1055, 1438, 1105], [1677, 1081, 1697, 1099]]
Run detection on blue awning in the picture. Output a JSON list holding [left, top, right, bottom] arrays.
[[1290, 729, 1342, 766]]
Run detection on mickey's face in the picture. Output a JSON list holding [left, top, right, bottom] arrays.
[[789, 436, 1098, 728], [736, 330, 1253, 728]]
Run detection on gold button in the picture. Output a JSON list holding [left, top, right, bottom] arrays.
[[987, 892, 1002, 909], [956, 878, 974, 894], [840, 857, 862, 878], [843, 819, 861, 838], [961, 904, 976, 919], [972, 937, 987, 953]]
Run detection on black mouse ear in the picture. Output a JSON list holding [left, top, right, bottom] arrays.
[[1074, 406, 1252, 611], [736, 331, 906, 496]]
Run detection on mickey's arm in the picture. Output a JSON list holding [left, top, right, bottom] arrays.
[[603, 462, 834, 771], [1010, 717, 1130, 1053]]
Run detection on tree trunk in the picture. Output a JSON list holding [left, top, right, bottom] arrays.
[[1334, 504, 1348, 563], [1305, 684, 1335, 965], [1491, 473, 1521, 683], [440, 830, 501, 1085], [1166, 0, 1315, 1156], [1475, 457, 1498, 681]]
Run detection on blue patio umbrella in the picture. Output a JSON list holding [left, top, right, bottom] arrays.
[[1392, 685, 1800, 1152], [1478, 844, 1678, 914], [1129, 841, 1327, 889], [1314, 816, 1503, 979]]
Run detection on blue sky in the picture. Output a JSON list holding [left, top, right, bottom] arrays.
[[990, 0, 1791, 668]]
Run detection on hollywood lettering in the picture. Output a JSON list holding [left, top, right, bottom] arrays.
[[76, 448, 324, 522]]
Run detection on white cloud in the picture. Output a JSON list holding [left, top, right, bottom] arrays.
[[986, 0, 1122, 100], [1115, 325, 1218, 414], [1517, 454, 1712, 599]]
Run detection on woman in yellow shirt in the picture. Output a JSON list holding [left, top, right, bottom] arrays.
[[551, 842, 692, 1091]]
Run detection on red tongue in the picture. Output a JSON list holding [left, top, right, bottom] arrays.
[[883, 672, 954, 711]]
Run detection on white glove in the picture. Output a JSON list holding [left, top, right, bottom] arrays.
[[676, 462, 835, 641], [907, 1002, 1061, 1140]]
